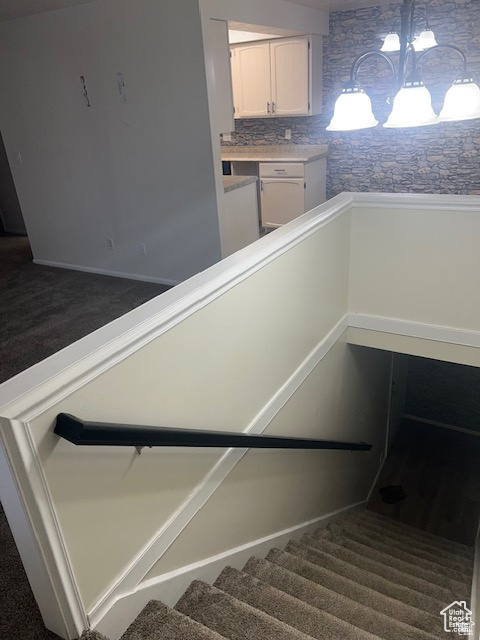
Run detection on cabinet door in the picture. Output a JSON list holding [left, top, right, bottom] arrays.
[[270, 37, 310, 116], [231, 43, 271, 118], [260, 179, 305, 228]]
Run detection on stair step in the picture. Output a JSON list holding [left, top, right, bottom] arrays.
[[329, 519, 473, 576], [175, 580, 315, 640], [316, 526, 470, 599], [281, 543, 447, 638], [344, 512, 474, 566], [339, 509, 474, 565], [356, 509, 474, 557], [299, 533, 449, 617], [319, 523, 472, 588], [214, 565, 382, 640], [121, 601, 227, 640], [241, 556, 444, 640]]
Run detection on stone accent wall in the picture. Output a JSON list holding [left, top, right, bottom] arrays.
[[224, 0, 480, 199]]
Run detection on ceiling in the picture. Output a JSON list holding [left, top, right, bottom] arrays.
[[0, 0, 399, 22], [0, 0, 94, 22], [0, 0, 400, 22]]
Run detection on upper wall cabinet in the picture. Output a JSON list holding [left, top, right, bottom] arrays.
[[230, 36, 322, 119]]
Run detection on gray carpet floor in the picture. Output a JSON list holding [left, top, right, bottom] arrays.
[[0, 235, 170, 383], [0, 235, 169, 638]]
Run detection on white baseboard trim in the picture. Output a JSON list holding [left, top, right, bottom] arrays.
[[33, 259, 179, 288], [94, 500, 366, 640], [88, 314, 349, 628], [404, 415, 480, 438]]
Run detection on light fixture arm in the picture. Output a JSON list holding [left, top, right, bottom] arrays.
[[414, 44, 468, 76], [398, 0, 415, 87], [350, 50, 397, 88]]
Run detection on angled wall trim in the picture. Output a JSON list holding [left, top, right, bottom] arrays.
[[87, 314, 349, 629], [95, 501, 365, 640]]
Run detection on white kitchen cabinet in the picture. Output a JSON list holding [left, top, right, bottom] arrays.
[[259, 158, 326, 228], [231, 43, 271, 118], [230, 36, 322, 119]]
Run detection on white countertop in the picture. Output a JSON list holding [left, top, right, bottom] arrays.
[[223, 175, 258, 193], [221, 144, 328, 163]]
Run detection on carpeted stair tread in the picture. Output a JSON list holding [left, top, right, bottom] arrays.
[[327, 519, 473, 576], [348, 510, 474, 561], [85, 508, 474, 640], [318, 523, 471, 589], [316, 526, 469, 598], [358, 509, 474, 557], [279, 543, 447, 638], [121, 600, 227, 640], [239, 557, 445, 640], [299, 533, 450, 617], [214, 565, 382, 640], [175, 580, 316, 640], [341, 513, 474, 568]]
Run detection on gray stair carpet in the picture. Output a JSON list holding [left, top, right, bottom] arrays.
[[108, 507, 474, 640]]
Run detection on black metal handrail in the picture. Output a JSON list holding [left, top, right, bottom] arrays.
[[54, 413, 372, 451]]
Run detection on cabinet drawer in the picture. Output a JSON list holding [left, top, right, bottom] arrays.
[[259, 162, 304, 178]]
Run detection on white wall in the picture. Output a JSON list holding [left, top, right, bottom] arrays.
[[145, 340, 390, 579], [0, 0, 221, 284], [3, 191, 479, 639], [0, 195, 391, 638], [347, 194, 480, 367], [349, 201, 480, 332], [199, 0, 328, 258]]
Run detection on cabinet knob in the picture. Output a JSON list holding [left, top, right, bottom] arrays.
[[272, 101, 276, 114], [267, 102, 271, 114]]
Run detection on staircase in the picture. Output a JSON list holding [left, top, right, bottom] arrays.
[[89, 507, 475, 640]]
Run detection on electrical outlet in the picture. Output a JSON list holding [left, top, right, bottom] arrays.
[[107, 238, 115, 250], [137, 242, 147, 256], [285, 128, 292, 140], [222, 132, 232, 142]]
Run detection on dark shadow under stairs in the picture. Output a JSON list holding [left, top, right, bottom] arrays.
[[87, 507, 474, 640]]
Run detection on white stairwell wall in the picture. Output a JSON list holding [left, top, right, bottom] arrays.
[[1, 192, 480, 639]]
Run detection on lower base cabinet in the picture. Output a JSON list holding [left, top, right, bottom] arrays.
[[259, 158, 326, 229]]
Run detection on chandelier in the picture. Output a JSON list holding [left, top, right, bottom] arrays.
[[327, 0, 480, 131]]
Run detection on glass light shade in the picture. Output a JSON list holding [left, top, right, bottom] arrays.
[[412, 37, 425, 52], [326, 88, 378, 131], [438, 78, 480, 122], [416, 29, 438, 50], [381, 32, 401, 52], [384, 81, 439, 128]]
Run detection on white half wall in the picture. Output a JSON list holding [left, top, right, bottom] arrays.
[[0, 0, 221, 283], [2, 191, 480, 639]]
